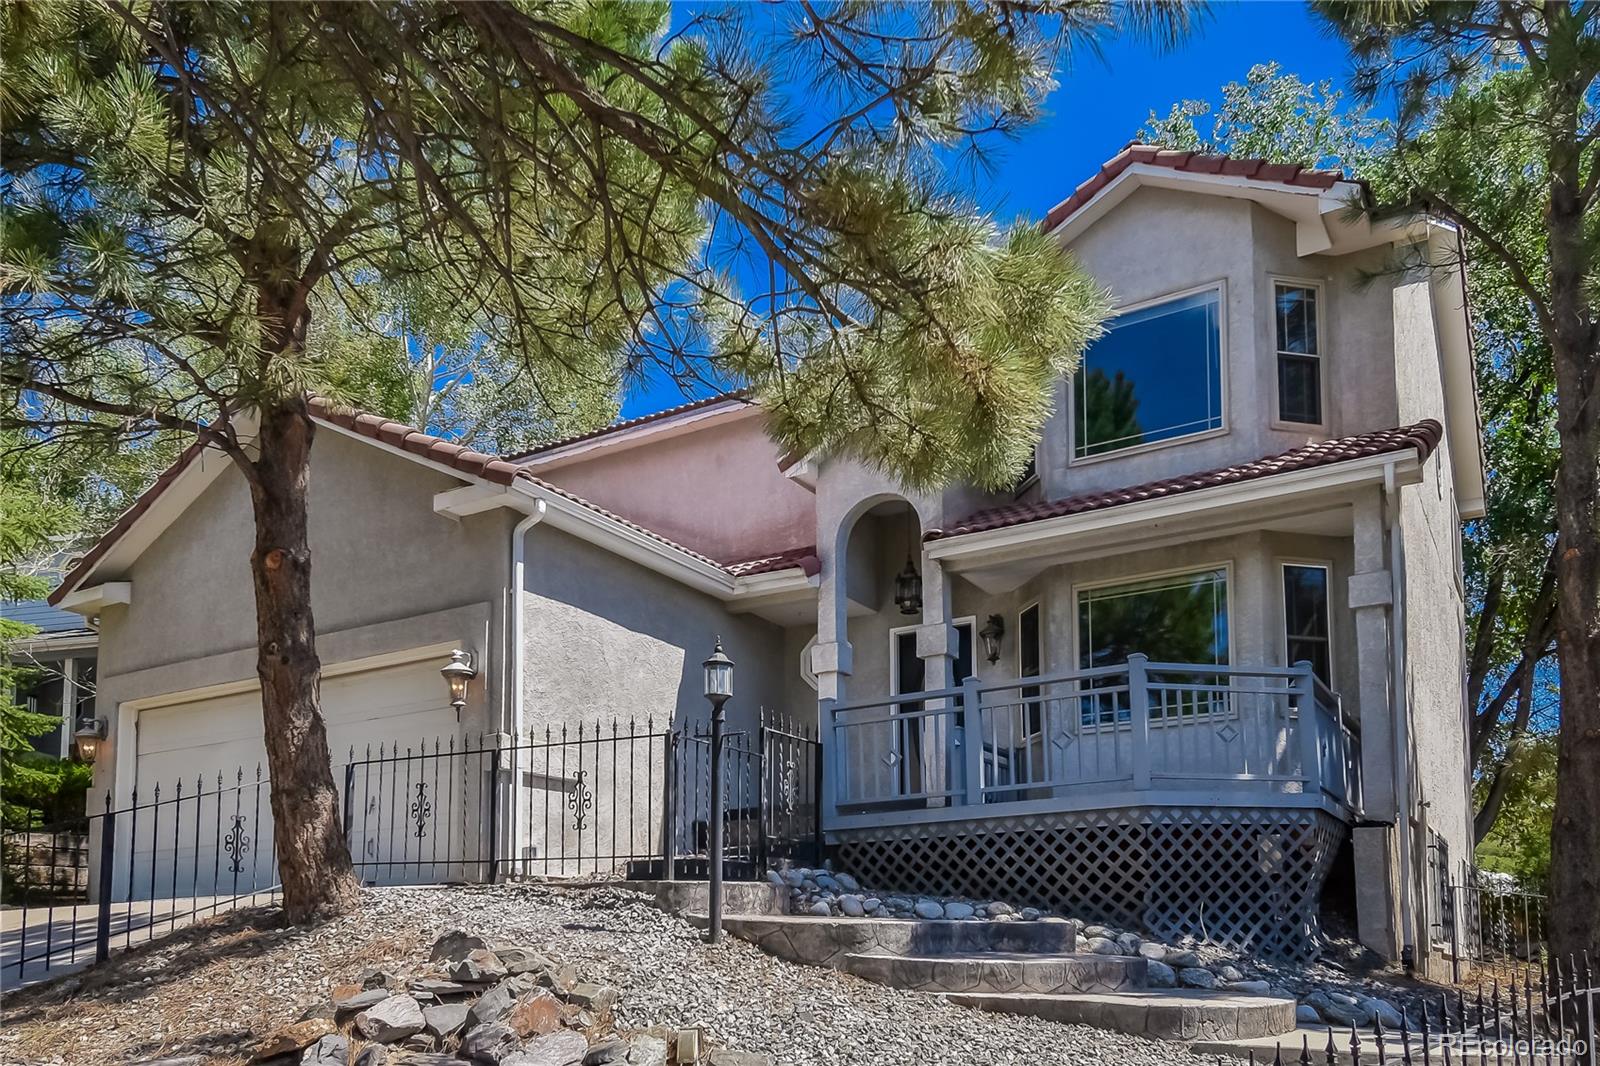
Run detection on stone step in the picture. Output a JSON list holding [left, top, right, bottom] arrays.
[[843, 951, 1146, 995], [945, 989, 1301, 1042], [686, 914, 1078, 969]]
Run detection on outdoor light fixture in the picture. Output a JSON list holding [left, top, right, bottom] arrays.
[[73, 716, 108, 764], [979, 614, 1006, 665], [894, 557, 923, 615], [702, 637, 734, 710], [440, 649, 477, 717]]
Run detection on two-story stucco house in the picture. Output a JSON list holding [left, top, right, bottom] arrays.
[[50, 147, 1482, 972]]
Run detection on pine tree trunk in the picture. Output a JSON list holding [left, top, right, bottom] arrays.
[[248, 397, 362, 923], [1547, 335, 1600, 958], [1544, 97, 1600, 957]]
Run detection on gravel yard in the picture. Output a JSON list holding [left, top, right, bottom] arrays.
[[0, 882, 1219, 1066]]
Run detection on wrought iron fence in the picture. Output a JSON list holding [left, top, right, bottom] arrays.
[[1445, 861, 1550, 977], [1, 767, 282, 988], [3, 709, 819, 985], [1257, 960, 1597, 1066]]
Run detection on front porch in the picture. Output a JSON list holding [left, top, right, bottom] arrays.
[[821, 656, 1362, 833]]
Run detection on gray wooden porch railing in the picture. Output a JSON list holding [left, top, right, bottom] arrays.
[[820, 655, 1362, 831]]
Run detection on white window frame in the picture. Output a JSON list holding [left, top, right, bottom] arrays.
[[1278, 559, 1335, 685], [1069, 280, 1231, 465], [1068, 561, 1235, 731], [1269, 277, 1329, 431]]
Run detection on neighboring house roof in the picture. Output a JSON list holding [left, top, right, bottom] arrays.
[[1041, 143, 1353, 232], [50, 397, 812, 605], [503, 390, 752, 463], [926, 421, 1443, 541], [1, 597, 94, 634]]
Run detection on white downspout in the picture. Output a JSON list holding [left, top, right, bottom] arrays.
[[1384, 466, 1416, 971], [502, 497, 546, 875]]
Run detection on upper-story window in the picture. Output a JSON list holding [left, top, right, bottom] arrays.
[[1073, 286, 1224, 460], [1275, 282, 1323, 425]]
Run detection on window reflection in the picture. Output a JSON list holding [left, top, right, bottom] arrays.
[[1074, 288, 1223, 458]]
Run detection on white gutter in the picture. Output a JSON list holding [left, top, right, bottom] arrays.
[[1383, 466, 1417, 970]]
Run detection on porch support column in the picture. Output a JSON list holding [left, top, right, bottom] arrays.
[[813, 542, 853, 827], [1349, 488, 1401, 959], [916, 554, 957, 804]]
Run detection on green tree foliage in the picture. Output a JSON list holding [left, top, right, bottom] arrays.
[[1140, 61, 1387, 170], [1, 1, 1190, 919], [0, 430, 90, 828], [1141, 59, 1561, 880]]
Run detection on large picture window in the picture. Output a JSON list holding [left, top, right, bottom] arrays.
[[1073, 287, 1224, 459], [1077, 567, 1229, 724]]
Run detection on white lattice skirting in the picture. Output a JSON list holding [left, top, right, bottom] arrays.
[[833, 806, 1347, 962]]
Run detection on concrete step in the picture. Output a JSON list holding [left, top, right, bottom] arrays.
[[686, 914, 1078, 969], [946, 989, 1301, 1042], [636, 879, 787, 917], [843, 950, 1146, 995]]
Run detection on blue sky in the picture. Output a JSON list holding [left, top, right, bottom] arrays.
[[621, 0, 1356, 418]]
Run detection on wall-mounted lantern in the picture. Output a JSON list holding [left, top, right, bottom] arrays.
[[440, 649, 477, 717], [979, 614, 1006, 665], [894, 558, 923, 616], [73, 716, 108, 764]]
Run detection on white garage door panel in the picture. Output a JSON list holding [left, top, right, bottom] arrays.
[[129, 658, 463, 898]]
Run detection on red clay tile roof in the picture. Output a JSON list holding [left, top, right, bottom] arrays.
[[925, 421, 1443, 541], [50, 397, 811, 604], [1041, 143, 1355, 232], [503, 390, 753, 462], [723, 546, 821, 578]]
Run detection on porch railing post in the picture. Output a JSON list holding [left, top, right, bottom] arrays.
[[819, 699, 839, 829], [1293, 660, 1322, 799], [660, 729, 677, 881], [1128, 654, 1151, 791], [961, 675, 984, 807]]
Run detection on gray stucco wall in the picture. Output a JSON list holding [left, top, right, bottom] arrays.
[[91, 428, 517, 798], [519, 522, 790, 739], [1393, 271, 1473, 906]]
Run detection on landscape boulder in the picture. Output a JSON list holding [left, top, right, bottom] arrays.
[[252, 1019, 336, 1062], [355, 995, 426, 1044], [516, 1030, 588, 1066], [430, 930, 488, 964], [301, 1034, 349, 1066], [461, 1022, 522, 1064]]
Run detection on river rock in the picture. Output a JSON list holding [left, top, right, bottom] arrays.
[[1178, 967, 1220, 989], [1084, 937, 1120, 955], [1137, 942, 1167, 961], [913, 900, 944, 920], [943, 902, 975, 920], [1145, 960, 1177, 988], [834, 872, 860, 892], [838, 895, 865, 917]]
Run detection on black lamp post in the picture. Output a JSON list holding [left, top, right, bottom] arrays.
[[702, 636, 734, 943]]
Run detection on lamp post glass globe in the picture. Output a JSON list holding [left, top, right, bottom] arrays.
[[703, 637, 734, 708]]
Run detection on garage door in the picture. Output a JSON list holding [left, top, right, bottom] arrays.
[[129, 657, 466, 897]]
